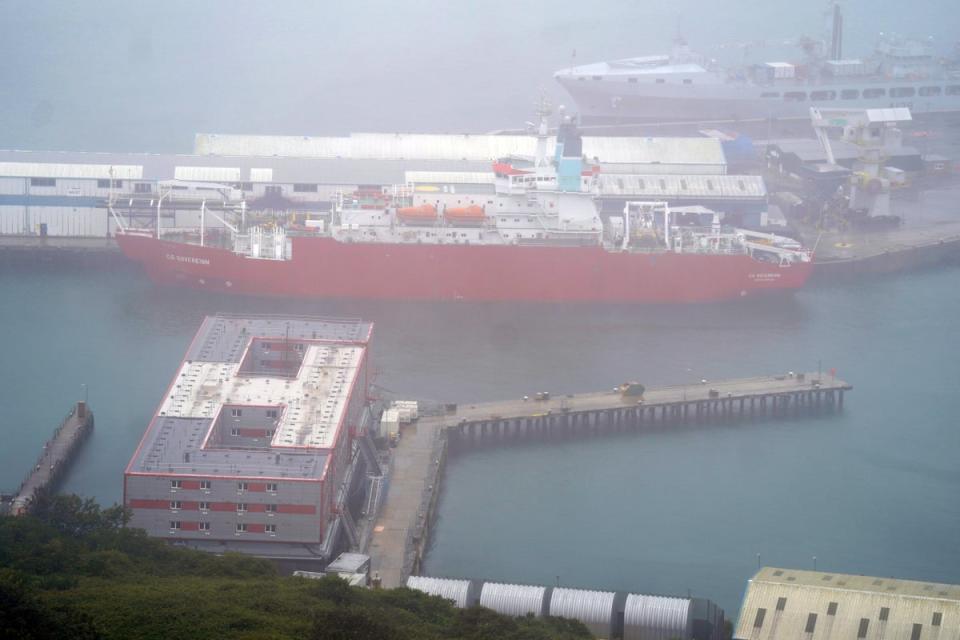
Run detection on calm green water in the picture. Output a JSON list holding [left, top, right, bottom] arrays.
[[1, 265, 958, 613]]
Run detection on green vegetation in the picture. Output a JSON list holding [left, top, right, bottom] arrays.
[[0, 494, 591, 639]]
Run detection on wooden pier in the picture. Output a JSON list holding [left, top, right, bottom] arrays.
[[4, 402, 94, 515], [366, 372, 851, 588]]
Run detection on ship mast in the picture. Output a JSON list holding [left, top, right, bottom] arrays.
[[533, 94, 552, 168]]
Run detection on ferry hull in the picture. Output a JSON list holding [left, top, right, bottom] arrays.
[[117, 233, 811, 303]]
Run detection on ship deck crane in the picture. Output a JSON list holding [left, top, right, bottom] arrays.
[[809, 106, 911, 218]]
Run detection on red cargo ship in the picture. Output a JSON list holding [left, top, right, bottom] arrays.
[[115, 117, 812, 303]]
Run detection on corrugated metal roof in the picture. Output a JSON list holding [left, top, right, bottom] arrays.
[[174, 166, 241, 182], [623, 594, 692, 640], [598, 174, 765, 198], [405, 171, 494, 185], [479, 582, 548, 618], [0, 162, 143, 180], [734, 567, 960, 640], [194, 132, 726, 166], [406, 576, 477, 609], [249, 168, 273, 182], [548, 588, 616, 638], [582, 137, 725, 166]]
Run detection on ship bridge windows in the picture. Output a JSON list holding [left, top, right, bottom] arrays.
[[760, 92, 779, 98], [919, 86, 942, 96], [811, 90, 836, 101], [890, 87, 916, 98], [783, 91, 807, 101], [841, 89, 860, 100], [947, 85, 960, 95], [863, 88, 886, 98]]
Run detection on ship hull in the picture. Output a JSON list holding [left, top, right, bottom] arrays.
[[556, 76, 960, 124], [117, 233, 811, 304]]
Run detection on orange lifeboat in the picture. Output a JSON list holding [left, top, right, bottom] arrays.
[[396, 204, 437, 225], [444, 205, 486, 226]]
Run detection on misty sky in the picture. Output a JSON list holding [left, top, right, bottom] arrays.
[[1, 0, 956, 152]]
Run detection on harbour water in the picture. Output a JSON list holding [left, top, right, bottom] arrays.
[[1, 264, 958, 613]]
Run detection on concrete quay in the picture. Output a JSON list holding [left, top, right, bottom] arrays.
[[367, 372, 852, 588]]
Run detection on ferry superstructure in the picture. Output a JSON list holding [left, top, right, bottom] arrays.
[[555, 4, 960, 123]]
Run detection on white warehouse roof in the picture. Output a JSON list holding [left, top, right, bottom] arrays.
[[0, 161, 143, 180], [195, 132, 726, 167]]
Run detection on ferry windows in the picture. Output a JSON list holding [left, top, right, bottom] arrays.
[[134, 182, 152, 193], [945, 85, 960, 95], [810, 90, 836, 100], [863, 88, 886, 98], [591, 75, 602, 81], [919, 86, 942, 97], [841, 89, 860, 100], [683, 78, 693, 85], [783, 91, 807, 101], [293, 183, 318, 192], [890, 87, 915, 98], [30, 177, 56, 187], [96, 179, 123, 188], [628, 77, 638, 83], [655, 78, 665, 84], [760, 92, 779, 98]]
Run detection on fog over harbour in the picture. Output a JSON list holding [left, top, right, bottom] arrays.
[[1, 0, 959, 624]]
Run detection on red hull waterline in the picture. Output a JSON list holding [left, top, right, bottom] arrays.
[[116, 234, 813, 304]]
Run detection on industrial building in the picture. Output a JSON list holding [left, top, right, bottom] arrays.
[[123, 314, 375, 564], [405, 575, 725, 640], [735, 567, 960, 640]]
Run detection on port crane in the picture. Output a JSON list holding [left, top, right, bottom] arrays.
[[809, 106, 911, 219]]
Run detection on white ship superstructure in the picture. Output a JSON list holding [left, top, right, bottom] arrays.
[[555, 4, 960, 123]]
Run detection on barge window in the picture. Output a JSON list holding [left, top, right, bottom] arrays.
[[783, 91, 807, 101], [293, 183, 318, 192], [760, 92, 779, 98], [811, 90, 836, 100], [30, 177, 56, 187], [863, 88, 885, 98], [890, 86, 915, 98], [919, 86, 941, 96], [841, 89, 859, 99], [945, 85, 960, 95]]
